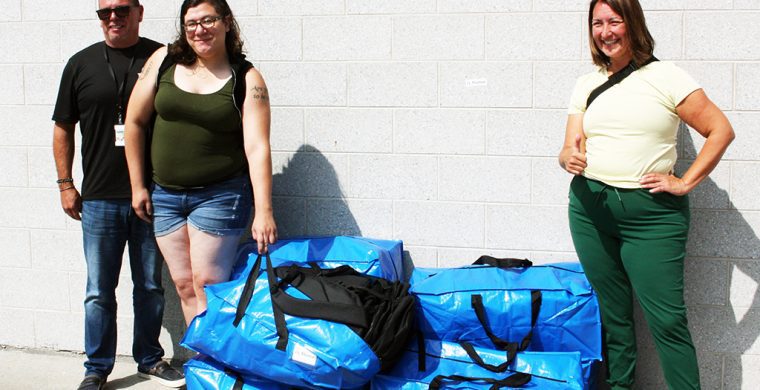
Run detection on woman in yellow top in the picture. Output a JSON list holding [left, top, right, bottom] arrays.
[[559, 1, 733, 389], [124, 0, 277, 326]]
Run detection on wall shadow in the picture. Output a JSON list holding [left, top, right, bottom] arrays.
[[631, 127, 760, 389]]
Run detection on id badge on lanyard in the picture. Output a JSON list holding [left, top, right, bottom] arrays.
[[104, 42, 136, 147]]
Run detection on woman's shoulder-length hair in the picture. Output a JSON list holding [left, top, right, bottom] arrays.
[[168, 0, 245, 65], [588, 0, 655, 68]]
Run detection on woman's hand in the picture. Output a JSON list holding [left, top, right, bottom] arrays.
[[560, 134, 587, 175], [131, 187, 153, 223], [252, 212, 277, 254], [639, 173, 690, 196]]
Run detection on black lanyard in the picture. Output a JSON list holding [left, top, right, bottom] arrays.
[[103, 41, 139, 124]]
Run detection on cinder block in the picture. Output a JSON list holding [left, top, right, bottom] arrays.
[[731, 162, 760, 211], [22, 0, 90, 21], [0, 105, 55, 147], [729, 261, 760, 308], [28, 147, 55, 189], [534, 62, 596, 109], [30, 229, 85, 273], [715, 113, 760, 161], [258, 0, 344, 15], [736, 63, 760, 110], [394, 109, 486, 155], [529, 251, 579, 264], [674, 159, 730, 210], [348, 155, 437, 200], [688, 210, 760, 259], [439, 156, 531, 203], [305, 198, 393, 238], [0, 268, 69, 310], [304, 16, 391, 60], [25, 64, 64, 106], [259, 62, 347, 106], [438, 0, 529, 12], [272, 151, 349, 197], [734, 0, 760, 9], [0, 188, 63, 230], [533, 0, 587, 11], [0, 147, 27, 187], [305, 108, 393, 153], [440, 62, 532, 108], [272, 196, 306, 238], [347, 0, 436, 14], [646, 12, 684, 60], [394, 201, 485, 247], [138, 19, 178, 47], [60, 21, 106, 61], [641, 0, 733, 10], [683, 257, 729, 306], [0, 308, 34, 347], [0, 1, 21, 21], [724, 354, 760, 390], [140, 0, 181, 18], [404, 246, 438, 269], [0, 23, 25, 63], [393, 15, 483, 60], [688, 305, 760, 354], [486, 109, 566, 156], [0, 228, 31, 268], [34, 310, 83, 351], [0, 65, 24, 105], [486, 14, 580, 60], [532, 158, 574, 206], [486, 205, 574, 251], [225, 0, 258, 16], [639, 0, 684, 11], [238, 18, 302, 61], [68, 271, 85, 314], [676, 61, 734, 110], [686, 12, 760, 60], [271, 108, 304, 152], [349, 62, 437, 107]]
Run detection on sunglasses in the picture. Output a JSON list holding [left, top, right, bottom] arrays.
[[96, 5, 133, 21]]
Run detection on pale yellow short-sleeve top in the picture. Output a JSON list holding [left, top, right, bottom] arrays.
[[568, 61, 700, 189]]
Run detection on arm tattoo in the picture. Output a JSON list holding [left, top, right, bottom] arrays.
[[138, 59, 154, 80], [249, 85, 269, 101]]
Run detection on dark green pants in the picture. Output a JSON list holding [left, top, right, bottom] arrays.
[[568, 176, 699, 390]]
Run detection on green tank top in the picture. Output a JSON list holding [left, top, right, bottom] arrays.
[[151, 65, 246, 189]]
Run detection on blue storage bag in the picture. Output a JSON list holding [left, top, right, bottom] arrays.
[[185, 354, 295, 389], [182, 253, 414, 389], [371, 339, 585, 390], [231, 236, 404, 281], [410, 258, 602, 385]]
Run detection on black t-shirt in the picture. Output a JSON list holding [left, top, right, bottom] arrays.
[[52, 38, 162, 200]]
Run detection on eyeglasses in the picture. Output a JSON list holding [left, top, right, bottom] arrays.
[[96, 5, 133, 21], [184, 16, 223, 32]]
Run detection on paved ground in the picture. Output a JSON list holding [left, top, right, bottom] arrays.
[[0, 346, 185, 390]]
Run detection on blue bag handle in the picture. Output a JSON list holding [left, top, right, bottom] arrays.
[[429, 372, 531, 390], [473, 255, 532, 268]]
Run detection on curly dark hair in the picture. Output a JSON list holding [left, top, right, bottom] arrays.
[[168, 0, 245, 65], [588, 0, 655, 68]]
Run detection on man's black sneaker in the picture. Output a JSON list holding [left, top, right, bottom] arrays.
[[77, 374, 105, 390], [138, 361, 186, 388]]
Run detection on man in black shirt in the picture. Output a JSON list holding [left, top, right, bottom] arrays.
[[52, 1, 184, 389]]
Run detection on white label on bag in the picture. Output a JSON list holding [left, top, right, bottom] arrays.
[[291, 343, 317, 367]]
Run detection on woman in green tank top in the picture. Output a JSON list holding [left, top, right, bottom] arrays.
[[124, 0, 277, 327]]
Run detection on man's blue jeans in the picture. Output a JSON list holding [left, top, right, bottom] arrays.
[[81, 200, 165, 377]]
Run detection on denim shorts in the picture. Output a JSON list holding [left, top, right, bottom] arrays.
[[151, 175, 252, 237]]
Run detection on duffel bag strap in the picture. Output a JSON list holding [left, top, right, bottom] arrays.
[[233, 253, 265, 327], [459, 341, 514, 373], [471, 290, 542, 352], [473, 255, 532, 268], [265, 254, 370, 350], [429, 372, 531, 390]]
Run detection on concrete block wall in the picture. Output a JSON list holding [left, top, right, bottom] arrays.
[[1, 0, 758, 388]]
